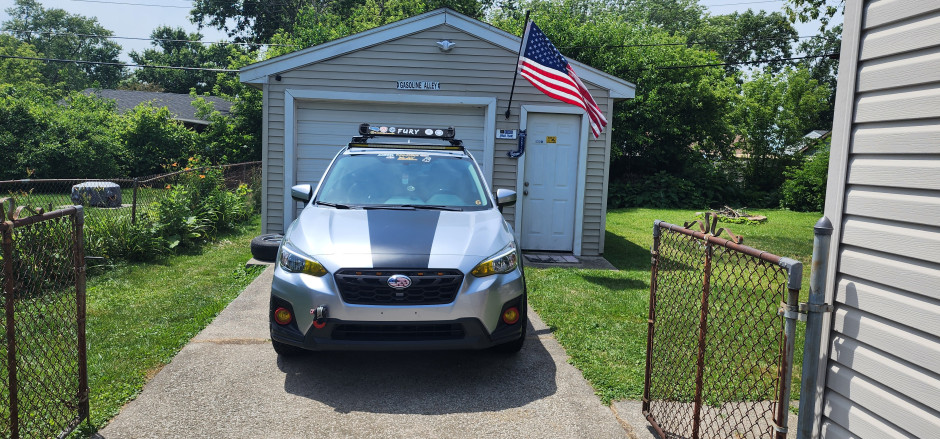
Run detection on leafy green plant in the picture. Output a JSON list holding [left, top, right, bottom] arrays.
[[781, 147, 829, 212]]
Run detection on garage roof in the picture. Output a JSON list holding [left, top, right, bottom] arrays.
[[240, 8, 636, 99]]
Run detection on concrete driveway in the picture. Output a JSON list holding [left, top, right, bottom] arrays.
[[97, 267, 633, 438]]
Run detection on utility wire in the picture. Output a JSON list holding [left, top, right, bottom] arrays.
[[632, 53, 838, 72], [5, 28, 827, 51], [0, 52, 836, 73], [4, 29, 299, 48], [560, 34, 827, 50], [0, 54, 240, 72], [67, 0, 191, 8]]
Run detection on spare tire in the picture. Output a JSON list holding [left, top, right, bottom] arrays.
[[251, 234, 283, 262]]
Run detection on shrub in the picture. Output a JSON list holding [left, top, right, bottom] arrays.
[[781, 147, 830, 212], [119, 103, 196, 176]]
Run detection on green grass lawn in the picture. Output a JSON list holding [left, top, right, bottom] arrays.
[[74, 216, 263, 435], [526, 208, 820, 404]]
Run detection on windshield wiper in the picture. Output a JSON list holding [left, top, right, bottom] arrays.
[[315, 201, 351, 209], [400, 204, 463, 211]]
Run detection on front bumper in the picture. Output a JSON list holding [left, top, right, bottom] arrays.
[[270, 265, 526, 351]]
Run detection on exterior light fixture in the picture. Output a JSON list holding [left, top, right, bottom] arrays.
[[436, 40, 456, 52]]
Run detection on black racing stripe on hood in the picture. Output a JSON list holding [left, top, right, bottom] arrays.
[[367, 209, 440, 268]]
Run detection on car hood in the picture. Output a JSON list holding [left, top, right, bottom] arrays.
[[285, 206, 514, 270]]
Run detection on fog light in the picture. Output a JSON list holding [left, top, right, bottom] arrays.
[[502, 307, 520, 325], [274, 307, 293, 325]]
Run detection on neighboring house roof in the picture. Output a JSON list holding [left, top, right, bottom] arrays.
[[798, 129, 832, 154], [82, 89, 233, 125], [239, 8, 636, 99]]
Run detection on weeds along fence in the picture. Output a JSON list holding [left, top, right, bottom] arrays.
[[644, 215, 803, 439], [0, 162, 261, 261], [1, 200, 88, 438]]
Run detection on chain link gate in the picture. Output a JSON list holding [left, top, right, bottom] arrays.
[[1, 199, 88, 438], [643, 216, 802, 439]]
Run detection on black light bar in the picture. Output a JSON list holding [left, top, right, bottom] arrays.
[[357, 123, 456, 140]]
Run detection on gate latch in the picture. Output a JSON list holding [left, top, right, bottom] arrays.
[[779, 302, 833, 321]]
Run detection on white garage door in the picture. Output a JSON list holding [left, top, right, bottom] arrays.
[[293, 100, 488, 216]]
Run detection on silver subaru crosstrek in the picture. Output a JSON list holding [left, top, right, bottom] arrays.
[[269, 124, 527, 354]]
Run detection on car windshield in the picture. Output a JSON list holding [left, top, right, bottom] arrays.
[[315, 152, 491, 210]]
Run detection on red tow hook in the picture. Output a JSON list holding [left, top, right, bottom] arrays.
[[311, 305, 328, 329]]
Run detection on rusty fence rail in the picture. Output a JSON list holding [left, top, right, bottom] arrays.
[[1, 200, 88, 438], [644, 217, 802, 439]]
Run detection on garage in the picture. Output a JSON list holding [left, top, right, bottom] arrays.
[[240, 8, 634, 256]]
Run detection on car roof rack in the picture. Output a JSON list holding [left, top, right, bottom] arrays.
[[350, 123, 464, 148]]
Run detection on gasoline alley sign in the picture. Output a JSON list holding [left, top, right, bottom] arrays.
[[396, 80, 441, 91]]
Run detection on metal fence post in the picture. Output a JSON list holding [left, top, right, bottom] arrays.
[[775, 258, 803, 439], [73, 206, 89, 422], [691, 236, 714, 439], [2, 219, 18, 439], [643, 221, 662, 420], [131, 178, 139, 224], [797, 216, 833, 439]]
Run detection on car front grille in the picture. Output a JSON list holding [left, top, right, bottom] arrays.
[[334, 269, 464, 305], [332, 323, 465, 341]]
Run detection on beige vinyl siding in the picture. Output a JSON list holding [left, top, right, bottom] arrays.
[[259, 23, 613, 255], [821, 1, 940, 437]]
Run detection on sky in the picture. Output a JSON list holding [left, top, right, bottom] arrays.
[[0, 0, 841, 63]]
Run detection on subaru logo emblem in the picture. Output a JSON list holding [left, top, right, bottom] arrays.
[[387, 274, 412, 289]]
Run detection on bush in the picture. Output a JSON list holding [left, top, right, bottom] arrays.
[[119, 103, 197, 176], [780, 148, 830, 212]]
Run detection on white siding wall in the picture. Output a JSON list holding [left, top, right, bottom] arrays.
[[821, 1, 940, 437], [261, 24, 614, 255]]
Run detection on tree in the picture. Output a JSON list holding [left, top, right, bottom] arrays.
[[129, 26, 247, 94], [0, 34, 43, 85], [687, 9, 798, 76], [191, 0, 489, 44], [2, 0, 124, 90], [613, 0, 705, 36], [785, 0, 844, 30], [797, 23, 840, 129], [732, 66, 829, 200], [119, 103, 197, 176]]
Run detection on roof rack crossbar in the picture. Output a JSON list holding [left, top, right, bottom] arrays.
[[354, 123, 463, 147]]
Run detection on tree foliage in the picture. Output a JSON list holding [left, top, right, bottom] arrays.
[[2, 0, 124, 90], [687, 9, 798, 76], [129, 26, 247, 94], [191, 0, 489, 44], [732, 66, 829, 199]]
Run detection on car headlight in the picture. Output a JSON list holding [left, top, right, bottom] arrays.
[[278, 241, 327, 277], [471, 242, 518, 277]]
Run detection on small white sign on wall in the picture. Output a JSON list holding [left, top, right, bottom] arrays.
[[396, 80, 441, 91], [496, 129, 518, 139]]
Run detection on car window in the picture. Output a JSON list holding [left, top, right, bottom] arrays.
[[316, 153, 491, 209]]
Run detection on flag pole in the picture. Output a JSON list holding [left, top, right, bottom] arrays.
[[504, 10, 530, 119]]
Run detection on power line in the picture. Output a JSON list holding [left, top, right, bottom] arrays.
[[0, 54, 240, 72], [1, 52, 836, 73], [560, 34, 828, 50], [4, 29, 299, 48], [632, 53, 838, 72], [67, 0, 191, 8]]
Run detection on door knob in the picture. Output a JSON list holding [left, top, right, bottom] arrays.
[[524, 182, 529, 187], [523, 190, 528, 196]]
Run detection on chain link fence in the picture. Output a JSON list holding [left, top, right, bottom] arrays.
[[1, 200, 88, 439], [0, 161, 261, 261], [643, 217, 802, 439]]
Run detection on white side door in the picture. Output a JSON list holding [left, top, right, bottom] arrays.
[[521, 112, 581, 252]]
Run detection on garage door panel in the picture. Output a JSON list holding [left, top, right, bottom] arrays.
[[293, 100, 487, 218]]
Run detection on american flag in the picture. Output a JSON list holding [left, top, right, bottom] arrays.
[[518, 21, 607, 138]]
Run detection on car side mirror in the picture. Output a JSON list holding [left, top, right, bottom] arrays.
[[291, 184, 313, 203], [495, 188, 516, 212]]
